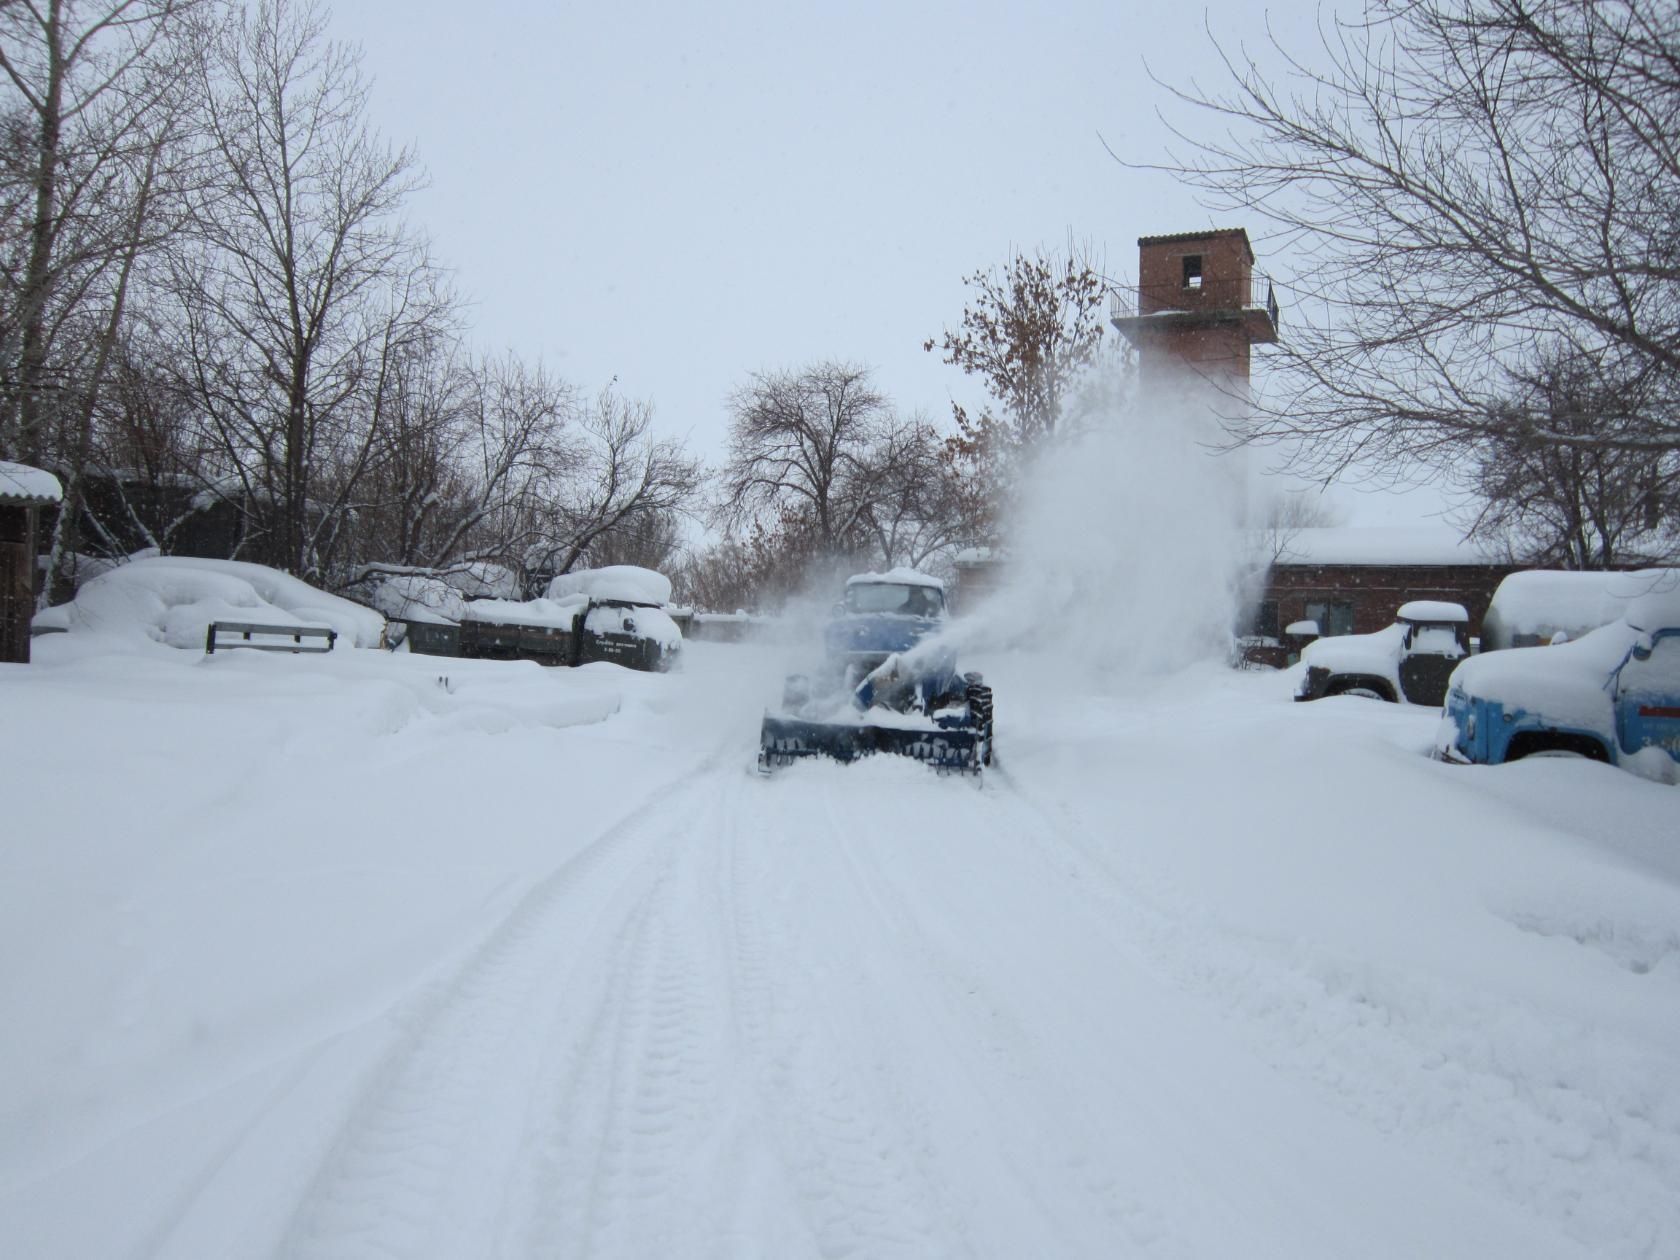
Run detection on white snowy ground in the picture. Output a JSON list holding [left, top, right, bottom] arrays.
[[2, 636, 1677, 1259]]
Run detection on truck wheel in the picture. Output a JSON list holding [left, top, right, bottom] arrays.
[[966, 681, 994, 767]]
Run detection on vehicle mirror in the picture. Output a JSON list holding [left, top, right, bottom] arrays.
[[1632, 632, 1655, 659]]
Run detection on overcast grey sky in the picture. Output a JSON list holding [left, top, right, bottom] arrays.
[[331, 1, 1450, 525]]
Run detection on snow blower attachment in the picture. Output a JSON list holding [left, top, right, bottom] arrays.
[[758, 570, 994, 774]]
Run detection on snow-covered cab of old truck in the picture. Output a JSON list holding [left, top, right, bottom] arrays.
[[1294, 601, 1469, 706], [1435, 572, 1680, 780]]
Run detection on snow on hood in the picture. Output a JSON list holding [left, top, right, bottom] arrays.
[[584, 602, 683, 650], [0, 459, 62, 504], [461, 595, 588, 630], [1447, 619, 1640, 732], [1622, 569, 1680, 632], [32, 556, 386, 649], [1299, 621, 1406, 686], [456, 594, 684, 649], [363, 574, 470, 625], [545, 565, 673, 606], [845, 567, 944, 590]]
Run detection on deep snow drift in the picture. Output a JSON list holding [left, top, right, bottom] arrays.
[[2, 625, 1677, 1259]]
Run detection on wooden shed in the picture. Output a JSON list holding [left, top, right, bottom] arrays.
[[1, 460, 63, 664]]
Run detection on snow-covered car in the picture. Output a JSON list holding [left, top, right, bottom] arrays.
[[1294, 601, 1469, 706], [1435, 577, 1680, 777]]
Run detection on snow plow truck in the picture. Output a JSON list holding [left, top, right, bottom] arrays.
[[758, 569, 994, 774]]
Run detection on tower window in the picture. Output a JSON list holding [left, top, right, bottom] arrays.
[[1182, 254, 1204, 289]]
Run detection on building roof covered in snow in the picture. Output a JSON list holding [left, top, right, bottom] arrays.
[[1271, 525, 1505, 567]]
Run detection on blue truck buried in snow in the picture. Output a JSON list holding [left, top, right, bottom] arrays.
[[1434, 571, 1680, 781]]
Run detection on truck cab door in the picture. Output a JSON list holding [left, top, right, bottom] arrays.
[[1398, 622, 1468, 706], [1615, 631, 1680, 760]]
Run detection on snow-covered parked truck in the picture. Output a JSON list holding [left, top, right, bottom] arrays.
[[388, 565, 682, 672], [1435, 573, 1680, 778], [759, 569, 994, 773], [1480, 568, 1663, 651], [1295, 601, 1469, 706]]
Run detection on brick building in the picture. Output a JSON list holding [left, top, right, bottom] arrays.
[[1253, 526, 1519, 645], [1110, 227, 1279, 393], [1110, 229, 1520, 648]]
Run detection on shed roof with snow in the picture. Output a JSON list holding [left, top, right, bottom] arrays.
[[0, 460, 63, 506], [1271, 526, 1505, 567]]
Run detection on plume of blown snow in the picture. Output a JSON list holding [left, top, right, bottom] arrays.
[[955, 378, 1250, 681]]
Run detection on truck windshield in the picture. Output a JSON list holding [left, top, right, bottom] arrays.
[[1408, 624, 1465, 656], [846, 583, 943, 617]]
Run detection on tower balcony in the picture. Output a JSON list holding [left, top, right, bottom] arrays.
[[1109, 273, 1280, 345]]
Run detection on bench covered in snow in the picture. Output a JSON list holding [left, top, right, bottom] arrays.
[[205, 621, 337, 655]]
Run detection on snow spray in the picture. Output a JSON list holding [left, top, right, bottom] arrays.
[[947, 372, 1252, 681]]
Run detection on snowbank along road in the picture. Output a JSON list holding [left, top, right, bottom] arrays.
[[2, 638, 1677, 1259]]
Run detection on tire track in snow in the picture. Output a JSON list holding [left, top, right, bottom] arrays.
[[502, 781, 739, 1260], [796, 771, 1191, 1257], [719, 778, 956, 1260], [270, 755, 737, 1260]]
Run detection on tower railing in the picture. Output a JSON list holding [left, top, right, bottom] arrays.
[[1109, 273, 1279, 332]]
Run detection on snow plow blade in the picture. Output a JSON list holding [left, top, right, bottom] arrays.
[[758, 715, 986, 774]]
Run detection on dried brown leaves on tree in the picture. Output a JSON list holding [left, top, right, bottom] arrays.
[[925, 249, 1108, 449], [925, 248, 1110, 544]]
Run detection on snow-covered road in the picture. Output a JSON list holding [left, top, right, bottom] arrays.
[[3, 639, 1677, 1258]]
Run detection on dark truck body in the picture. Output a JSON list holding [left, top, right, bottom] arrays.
[[1295, 601, 1470, 706]]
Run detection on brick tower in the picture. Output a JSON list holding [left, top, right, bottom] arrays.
[[1110, 228, 1278, 393]]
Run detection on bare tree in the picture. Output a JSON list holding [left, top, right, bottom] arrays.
[[721, 360, 896, 561], [1470, 351, 1676, 567], [167, 0, 442, 577], [0, 0, 200, 465], [1252, 486, 1339, 567], [365, 350, 574, 574], [671, 535, 765, 614], [539, 385, 702, 576], [583, 507, 683, 574], [1142, 0, 1680, 471], [861, 412, 968, 570]]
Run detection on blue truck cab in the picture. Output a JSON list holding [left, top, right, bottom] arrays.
[[823, 569, 952, 682], [1436, 576, 1680, 778], [761, 568, 993, 773]]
